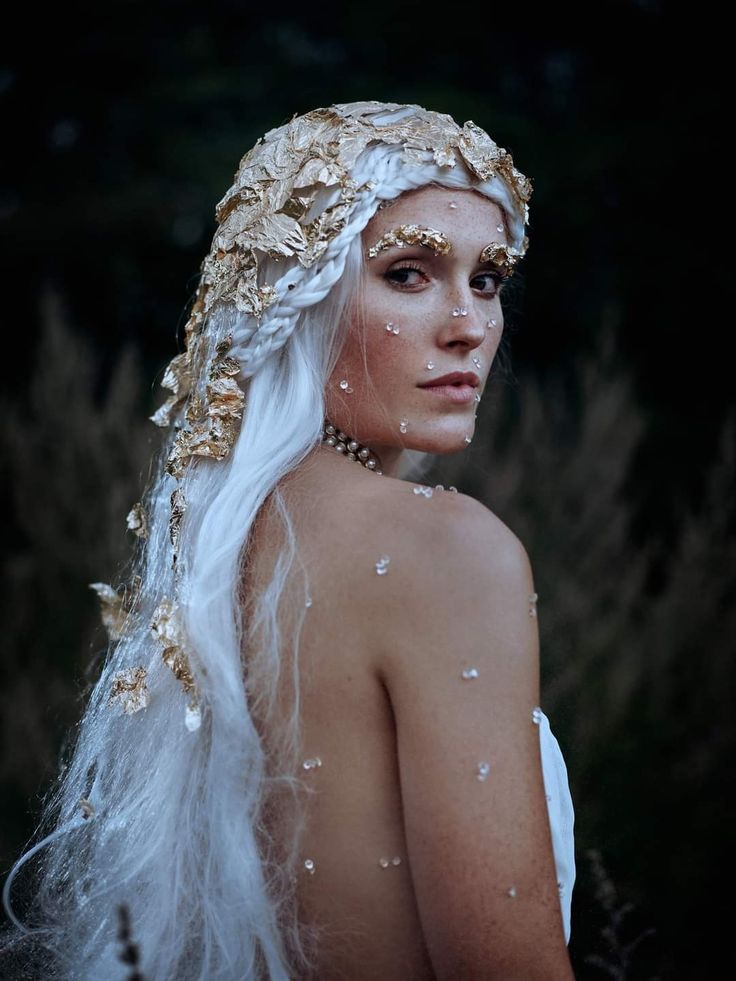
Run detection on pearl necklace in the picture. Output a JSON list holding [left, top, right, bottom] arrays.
[[322, 421, 383, 474]]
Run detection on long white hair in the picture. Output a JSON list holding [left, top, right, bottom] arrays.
[[1, 111, 527, 979]]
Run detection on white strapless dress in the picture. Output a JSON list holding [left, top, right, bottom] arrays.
[[538, 710, 576, 945]]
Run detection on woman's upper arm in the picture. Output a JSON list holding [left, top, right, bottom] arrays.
[[376, 495, 574, 980]]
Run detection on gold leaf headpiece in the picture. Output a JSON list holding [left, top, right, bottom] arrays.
[[150, 101, 533, 449]]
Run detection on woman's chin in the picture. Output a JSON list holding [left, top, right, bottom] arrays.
[[402, 430, 476, 455]]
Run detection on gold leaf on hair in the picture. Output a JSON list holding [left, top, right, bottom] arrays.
[[151, 600, 197, 698], [185, 392, 206, 424], [169, 488, 187, 555], [89, 580, 140, 642], [126, 502, 148, 539], [150, 394, 180, 428], [209, 356, 241, 380], [108, 665, 150, 715], [206, 376, 246, 418]]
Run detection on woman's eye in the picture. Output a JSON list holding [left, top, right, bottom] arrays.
[[472, 271, 504, 296], [385, 264, 427, 287]]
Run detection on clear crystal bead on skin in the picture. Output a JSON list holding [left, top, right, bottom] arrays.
[[375, 555, 391, 575]]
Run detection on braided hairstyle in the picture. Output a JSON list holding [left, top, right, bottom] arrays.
[[0, 104, 529, 980]]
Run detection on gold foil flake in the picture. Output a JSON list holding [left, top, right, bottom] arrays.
[[165, 413, 242, 480], [164, 347, 246, 479], [169, 488, 187, 555], [365, 224, 453, 259], [79, 797, 95, 819], [209, 356, 242, 380], [108, 665, 150, 715], [126, 502, 148, 539], [185, 392, 206, 424], [214, 333, 234, 357], [150, 599, 197, 698], [150, 598, 184, 649], [149, 351, 196, 428], [89, 578, 141, 642], [479, 241, 524, 277], [205, 376, 245, 417]]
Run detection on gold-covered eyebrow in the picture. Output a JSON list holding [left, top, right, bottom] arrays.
[[479, 242, 524, 278], [365, 224, 453, 259]]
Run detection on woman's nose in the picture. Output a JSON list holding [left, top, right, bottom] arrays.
[[437, 300, 487, 350]]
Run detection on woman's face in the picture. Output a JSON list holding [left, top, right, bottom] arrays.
[[325, 185, 510, 476]]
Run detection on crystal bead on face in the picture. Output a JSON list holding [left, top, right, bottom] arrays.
[[477, 761, 491, 781], [462, 667, 479, 679], [531, 706, 543, 725], [375, 555, 391, 575]]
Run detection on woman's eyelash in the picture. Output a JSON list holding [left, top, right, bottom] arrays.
[[385, 263, 504, 292]]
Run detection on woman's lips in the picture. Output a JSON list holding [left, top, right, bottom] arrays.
[[420, 384, 477, 403], [418, 371, 480, 404]]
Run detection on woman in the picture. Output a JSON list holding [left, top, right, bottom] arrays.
[[1, 101, 575, 979]]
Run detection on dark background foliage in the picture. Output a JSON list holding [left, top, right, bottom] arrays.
[[1, 3, 732, 977]]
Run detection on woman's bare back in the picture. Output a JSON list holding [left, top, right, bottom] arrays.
[[243, 447, 573, 980], [243, 451, 437, 980]]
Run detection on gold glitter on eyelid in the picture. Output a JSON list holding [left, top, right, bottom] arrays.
[[365, 224, 453, 259], [479, 241, 524, 277]]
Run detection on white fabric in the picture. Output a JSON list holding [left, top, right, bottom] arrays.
[[538, 710, 576, 945]]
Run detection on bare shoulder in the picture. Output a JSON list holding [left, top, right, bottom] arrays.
[[339, 477, 535, 666], [351, 476, 572, 978]]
